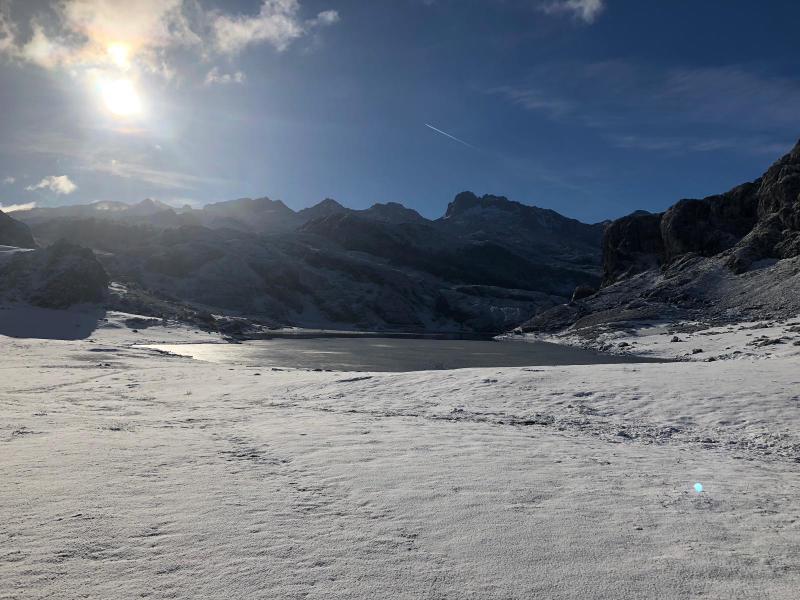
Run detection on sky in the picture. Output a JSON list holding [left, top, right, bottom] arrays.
[[0, 0, 799, 223]]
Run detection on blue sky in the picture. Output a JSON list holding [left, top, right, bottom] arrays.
[[0, 0, 799, 223]]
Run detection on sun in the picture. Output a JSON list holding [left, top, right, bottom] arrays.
[[107, 43, 132, 69], [99, 78, 142, 117]]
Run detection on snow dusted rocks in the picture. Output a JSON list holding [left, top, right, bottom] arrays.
[[0, 240, 109, 308]]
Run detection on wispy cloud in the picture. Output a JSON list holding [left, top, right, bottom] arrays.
[[91, 159, 226, 190], [491, 61, 800, 156], [487, 86, 574, 119], [3, 129, 227, 192], [0, 201, 36, 212], [2, 176, 14, 184], [204, 67, 246, 85], [610, 134, 792, 157], [26, 175, 77, 194], [540, 0, 605, 24]]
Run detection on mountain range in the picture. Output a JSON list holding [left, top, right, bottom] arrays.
[[9, 139, 799, 336], [10, 191, 605, 332]]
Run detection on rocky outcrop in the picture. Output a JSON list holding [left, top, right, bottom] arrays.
[[525, 138, 800, 333], [0, 240, 109, 308], [602, 140, 800, 282], [0, 210, 36, 248], [602, 211, 663, 285], [661, 182, 759, 264]]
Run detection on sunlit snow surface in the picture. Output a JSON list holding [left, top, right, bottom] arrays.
[[1, 309, 799, 599]]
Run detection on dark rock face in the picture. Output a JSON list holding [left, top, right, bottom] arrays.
[[602, 139, 800, 283], [0, 210, 36, 248], [526, 138, 800, 333], [570, 285, 597, 303], [602, 211, 663, 285], [0, 240, 109, 308], [443, 191, 604, 250], [661, 182, 760, 263]]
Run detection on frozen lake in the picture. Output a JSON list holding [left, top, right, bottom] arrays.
[[142, 337, 664, 372]]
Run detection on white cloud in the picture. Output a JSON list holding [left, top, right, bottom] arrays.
[[26, 175, 78, 195], [0, 201, 36, 212], [0, 7, 16, 53], [212, 0, 339, 55], [309, 10, 340, 27], [2, 0, 197, 73], [204, 66, 246, 85], [2, 176, 14, 184], [0, 0, 340, 79], [541, 0, 605, 24]]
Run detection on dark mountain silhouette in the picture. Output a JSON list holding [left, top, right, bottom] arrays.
[[16, 192, 604, 332]]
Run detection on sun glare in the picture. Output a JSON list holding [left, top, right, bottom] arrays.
[[107, 43, 132, 69], [99, 78, 142, 117]]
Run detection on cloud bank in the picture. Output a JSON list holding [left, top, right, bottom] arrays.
[[0, 201, 36, 212]]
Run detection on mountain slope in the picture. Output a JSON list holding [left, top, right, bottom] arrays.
[[0, 210, 36, 248], [526, 139, 800, 333]]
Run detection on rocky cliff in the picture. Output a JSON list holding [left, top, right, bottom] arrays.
[[526, 139, 800, 333]]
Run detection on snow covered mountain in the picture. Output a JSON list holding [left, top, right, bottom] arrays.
[[16, 193, 604, 332]]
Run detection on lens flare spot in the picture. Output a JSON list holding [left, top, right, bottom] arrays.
[[694, 482, 704, 493]]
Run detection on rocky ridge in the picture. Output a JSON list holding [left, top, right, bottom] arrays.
[[526, 139, 800, 335]]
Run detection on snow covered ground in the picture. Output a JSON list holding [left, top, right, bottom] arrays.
[[1, 308, 799, 599], [513, 317, 800, 362]]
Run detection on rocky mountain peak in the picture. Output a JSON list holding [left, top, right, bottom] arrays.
[[317, 197, 344, 209], [444, 191, 516, 218], [129, 198, 174, 215]]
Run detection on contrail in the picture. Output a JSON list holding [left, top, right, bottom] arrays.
[[424, 123, 476, 149]]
